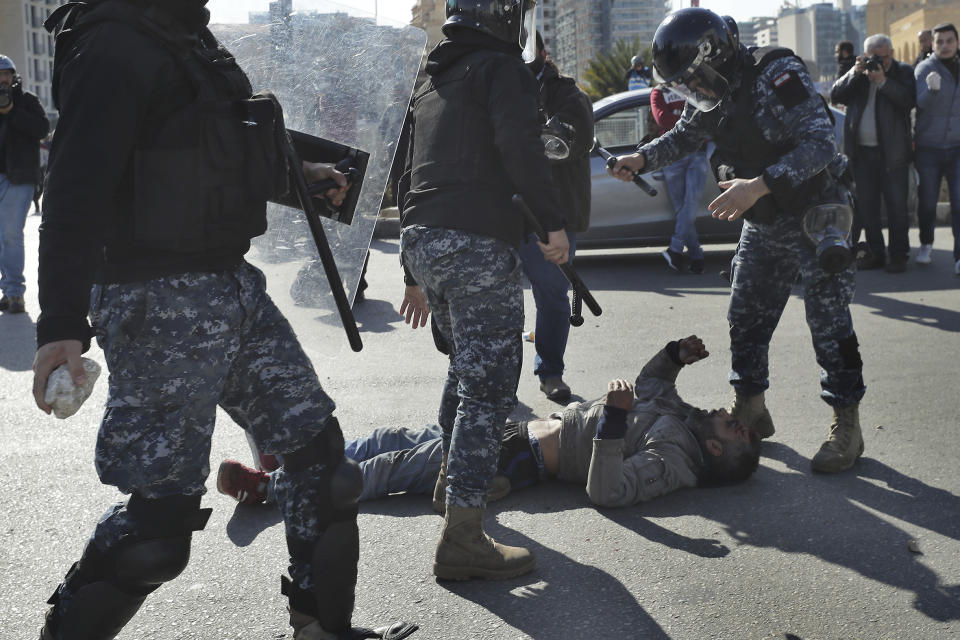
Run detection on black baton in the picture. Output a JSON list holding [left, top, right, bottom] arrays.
[[511, 194, 602, 324], [594, 141, 658, 197]]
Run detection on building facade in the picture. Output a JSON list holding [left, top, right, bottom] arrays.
[[0, 0, 57, 117], [553, 0, 669, 83], [778, 2, 861, 81], [889, 1, 960, 63]]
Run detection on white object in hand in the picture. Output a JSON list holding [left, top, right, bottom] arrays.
[[44, 358, 101, 419], [926, 71, 942, 91]]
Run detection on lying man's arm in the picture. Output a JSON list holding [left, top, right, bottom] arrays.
[[634, 335, 709, 403]]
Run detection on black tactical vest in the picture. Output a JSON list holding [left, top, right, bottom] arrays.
[[410, 49, 510, 198], [705, 47, 832, 222], [46, 1, 287, 253]]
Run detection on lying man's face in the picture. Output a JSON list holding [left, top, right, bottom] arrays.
[[696, 408, 762, 487]]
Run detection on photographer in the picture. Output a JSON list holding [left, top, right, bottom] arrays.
[[831, 34, 916, 273], [0, 54, 49, 314]]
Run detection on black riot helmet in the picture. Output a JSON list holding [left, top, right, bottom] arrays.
[[443, 0, 539, 62], [651, 8, 737, 112]]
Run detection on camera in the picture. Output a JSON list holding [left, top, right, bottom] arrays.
[[865, 55, 884, 72], [0, 86, 12, 110]]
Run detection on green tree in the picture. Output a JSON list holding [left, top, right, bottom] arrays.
[[581, 36, 652, 101]]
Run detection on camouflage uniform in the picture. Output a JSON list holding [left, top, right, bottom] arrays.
[[87, 261, 337, 591], [640, 54, 866, 407], [401, 225, 523, 508]]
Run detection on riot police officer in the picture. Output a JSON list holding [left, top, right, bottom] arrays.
[[31, 1, 415, 638], [612, 8, 866, 473], [399, 0, 568, 580]]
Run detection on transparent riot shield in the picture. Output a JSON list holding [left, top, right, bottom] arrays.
[[208, 1, 425, 357]]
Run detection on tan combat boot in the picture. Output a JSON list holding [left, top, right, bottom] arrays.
[[730, 391, 776, 439], [433, 506, 535, 580], [433, 453, 512, 514], [811, 404, 864, 473]]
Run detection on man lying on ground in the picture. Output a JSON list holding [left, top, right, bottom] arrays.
[[218, 336, 761, 509]]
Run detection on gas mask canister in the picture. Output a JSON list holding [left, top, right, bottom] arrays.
[[802, 197, 854, 273]]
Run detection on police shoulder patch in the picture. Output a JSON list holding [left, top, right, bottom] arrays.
[[771, 70, 809, 109]]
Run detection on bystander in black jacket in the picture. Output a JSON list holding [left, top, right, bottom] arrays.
[[830, 58, 916, 171], [536, 60, 594, 233], [401, 27, 564, 247], [0, 82, 49, 185]]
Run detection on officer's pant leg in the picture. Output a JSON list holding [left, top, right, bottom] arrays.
[[43, 271, 244, 639], [518, 231, 577, 380], [442, 242, 523, 508], [402, 227, 523, 508], [213, 264, 355, 632], [798, 247, 865, 407], [728, 218, 799, 395]]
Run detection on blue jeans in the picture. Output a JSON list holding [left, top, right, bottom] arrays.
[[0, 174, 34, 297], [518, 230, 578, 380], [853, 146, 910, 261], [915, 145, 960, 260], [267, 425, 444, 503], [662, 152, 707, 259]]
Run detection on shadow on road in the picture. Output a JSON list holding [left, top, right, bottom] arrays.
[[439, 522, 672, 639], [573, 248, 960, 331], [0, 311, 37, 372], [632, 441, 960, 622], [225, 502, 284, 547]]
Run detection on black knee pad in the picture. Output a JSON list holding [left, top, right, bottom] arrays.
[[838, 333, 863, 370], [497, 421, 540, 490], [43, 494, 211, 640], [284, 416, 346, 473]]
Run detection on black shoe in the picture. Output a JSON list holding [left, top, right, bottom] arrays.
[[856, 254, 885, 270], [2, 295, 24, 313], [661, 248, 683, 271], [689, 258, 705, 274], [885, 257, 907, 273], [0, 295, 8, 311]]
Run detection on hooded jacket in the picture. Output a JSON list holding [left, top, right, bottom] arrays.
[[401, 28, 564, 247]]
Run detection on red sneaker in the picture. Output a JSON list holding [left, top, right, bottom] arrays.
[[216, 459, 269, 505], [256, 451, 281, 472]]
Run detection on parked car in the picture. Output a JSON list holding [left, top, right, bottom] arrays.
[[578, 87, 853, 249]]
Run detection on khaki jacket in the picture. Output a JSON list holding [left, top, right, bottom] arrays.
[[556, 347, 704, 507]]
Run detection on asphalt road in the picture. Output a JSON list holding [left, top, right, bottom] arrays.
[[2, 213, 958, 640]]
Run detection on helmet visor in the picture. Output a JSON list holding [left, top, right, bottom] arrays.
[[521, 2, 538, 62], [654, 44, 729, 112]]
